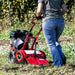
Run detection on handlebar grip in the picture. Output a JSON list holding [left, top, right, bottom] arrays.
[[31, 16, 43, 24]]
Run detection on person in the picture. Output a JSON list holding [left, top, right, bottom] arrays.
[[36, 0, 67, 66]]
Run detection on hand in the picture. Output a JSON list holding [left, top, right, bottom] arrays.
[[36, 16, 42, 20]]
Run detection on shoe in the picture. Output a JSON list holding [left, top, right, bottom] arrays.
[[62, 57, 66, 65]]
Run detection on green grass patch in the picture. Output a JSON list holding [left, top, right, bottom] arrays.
[[0, 20, 75, 74]]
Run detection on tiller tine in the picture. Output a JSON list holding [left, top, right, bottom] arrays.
[[16, 50, 49, 65], [26, 58, 49, 65]]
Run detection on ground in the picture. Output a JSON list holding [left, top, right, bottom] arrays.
[[0, 40, 10, 45], [0, 38, 75, 75]]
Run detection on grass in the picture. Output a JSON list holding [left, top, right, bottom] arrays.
[[0, 20, 75, 75]]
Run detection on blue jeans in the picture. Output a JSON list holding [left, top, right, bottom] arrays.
[[42, 18, 65, 66]]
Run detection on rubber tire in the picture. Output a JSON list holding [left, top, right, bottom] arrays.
[[8, 50, 27, 64]]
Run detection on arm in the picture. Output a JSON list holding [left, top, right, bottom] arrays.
[[36, 3, 43, 17], [62, 3, 67, 14]]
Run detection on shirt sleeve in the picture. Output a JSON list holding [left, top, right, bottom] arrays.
[[38, 0, 44, 3], [61, 0, 65, 5]]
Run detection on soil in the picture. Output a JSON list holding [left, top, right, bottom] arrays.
[[0, 36, 74, 75], [0, 35, 73, 45], [0, 40, 10, 45]]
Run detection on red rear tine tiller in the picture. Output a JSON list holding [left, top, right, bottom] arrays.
[[8, 17, 49, 65]]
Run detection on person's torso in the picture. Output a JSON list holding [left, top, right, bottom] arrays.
[[43, 0, 64, 22]]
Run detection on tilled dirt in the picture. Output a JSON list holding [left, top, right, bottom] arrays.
[[0, 35, 73, 46], [0, 40, 10, 45]]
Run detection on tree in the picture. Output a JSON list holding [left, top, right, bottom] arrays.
[[0, 0, 75, 21]]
